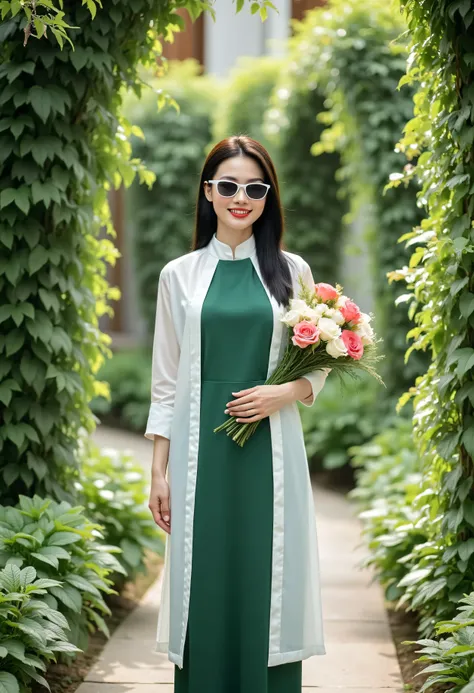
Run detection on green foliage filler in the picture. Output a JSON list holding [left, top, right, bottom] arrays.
[[294, 0, 428, 400], [0, 495, 125, 655], [264, 31, 345, 281], [0, 563, 81, 693], [125, 60, 218, 335], [77, 443, 164, 588]]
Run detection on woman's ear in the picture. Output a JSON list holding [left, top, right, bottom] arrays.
[[203, 182, 212, 203]]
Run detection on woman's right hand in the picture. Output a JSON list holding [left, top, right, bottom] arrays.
[[149, 476, 171, 534]]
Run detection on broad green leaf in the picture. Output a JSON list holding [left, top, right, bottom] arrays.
[[458, 538, 474, 562], [28, 86, 52, 123], [0, 188, 15, 209], [0, 671, 19, 693], [28, 246, 48, 274], [398, 568, 431, 588], [49, 584, 82, 612], [14, 187, 30, 215], [47, 531, 82, 546]]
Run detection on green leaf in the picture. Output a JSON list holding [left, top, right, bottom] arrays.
[[462, 426, 474, 457], [14, 187, 30, 215], [120, 538, 142, 568], [65, 573, 101, 597], [34, 17, 45, 38], [70, 46, 89, 71], [28, 86, 52, 123], [0, 671, 20, 693], [454, 348, 474, 377], [47, 531, 82, 546], [20, 353, 39, 385], [5, 329, 24, 357], [458, 538, 474, 562], [38, 545, 71, 560], [30, 552, 58, 569], [86, 0, 97, 18], [49, 584, 82, 612], [398, 568, 432, 588], [0, 188, 16, 209], [1, 640, 25, 663], [28, 246, 48, 274]]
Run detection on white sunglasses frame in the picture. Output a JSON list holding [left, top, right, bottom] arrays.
[[205, 178, 271, 201]]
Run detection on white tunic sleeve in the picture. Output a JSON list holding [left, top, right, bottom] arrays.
[[145, 266, 180, 441], [297, 260, 332, 408]]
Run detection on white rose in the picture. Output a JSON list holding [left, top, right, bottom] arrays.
[[280, 309, 302, 327], [289, 298, 309, 313], [326, 337, 348, 358], [335, 295, 349, 309], [360, 311, 372, 323], [313, 304, 328, 318], [354, 320, 374, 345], [317, 317, 342, 341], [303, 307, 325, 323], [324, 307, 345, 325], [282, 299, 322, 326]]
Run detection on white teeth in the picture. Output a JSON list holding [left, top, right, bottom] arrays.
[[230, 210, 250, 215]]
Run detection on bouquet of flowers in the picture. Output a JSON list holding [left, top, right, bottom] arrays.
[[213, 276, 385, 447]]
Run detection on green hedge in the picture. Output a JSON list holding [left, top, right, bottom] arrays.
[[348, 0, 474, 665], [0, 1, 186, 504]]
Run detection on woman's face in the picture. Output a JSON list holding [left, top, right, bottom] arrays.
[[204, 155, 267, 235]]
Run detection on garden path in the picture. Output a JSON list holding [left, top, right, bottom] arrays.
[[75, 424, 404, 693]]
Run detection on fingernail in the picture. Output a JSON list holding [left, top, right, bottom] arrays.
[[164, 515, 169, 522], [224, 409, 229, 414]]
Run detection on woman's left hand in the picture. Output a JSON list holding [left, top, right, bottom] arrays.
[[224, 384, 294, 423]]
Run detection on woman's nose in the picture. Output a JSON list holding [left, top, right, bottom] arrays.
[[234, 187, 247, 203]]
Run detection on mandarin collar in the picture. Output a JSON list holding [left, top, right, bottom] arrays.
[[208, 232, 256, 261]]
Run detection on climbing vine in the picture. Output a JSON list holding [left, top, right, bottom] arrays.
[[0, 0, 274, 505], [383, 0, 474, 635]]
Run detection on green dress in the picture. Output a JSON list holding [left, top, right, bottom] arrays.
[[174, 257, 302, 693]]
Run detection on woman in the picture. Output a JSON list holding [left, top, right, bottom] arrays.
[[146, 135, 330, 693]]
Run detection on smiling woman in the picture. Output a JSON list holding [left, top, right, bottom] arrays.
[[146, 135, 329, 693]]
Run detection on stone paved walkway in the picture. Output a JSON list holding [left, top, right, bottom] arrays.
[[77, 424, 404, 693]]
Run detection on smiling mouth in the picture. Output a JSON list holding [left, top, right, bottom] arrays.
[[229, 209, 251, 217]]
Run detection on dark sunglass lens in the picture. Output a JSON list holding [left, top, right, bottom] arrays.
[[217, 181, 238, 197], [247, 184, 267, 200]]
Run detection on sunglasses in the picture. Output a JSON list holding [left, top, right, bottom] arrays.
[[205, 179, 271, 201]]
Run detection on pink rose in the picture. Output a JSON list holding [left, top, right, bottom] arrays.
[[340, 299, 362, 325], [292, 321, 321, 348], [315, 282, 339, 301], [341, 329, 364, 360]]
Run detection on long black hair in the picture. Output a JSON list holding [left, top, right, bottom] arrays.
[[192, 135, 295, 307]]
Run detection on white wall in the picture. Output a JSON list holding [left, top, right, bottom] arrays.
[[204, 0, 291, 76]]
